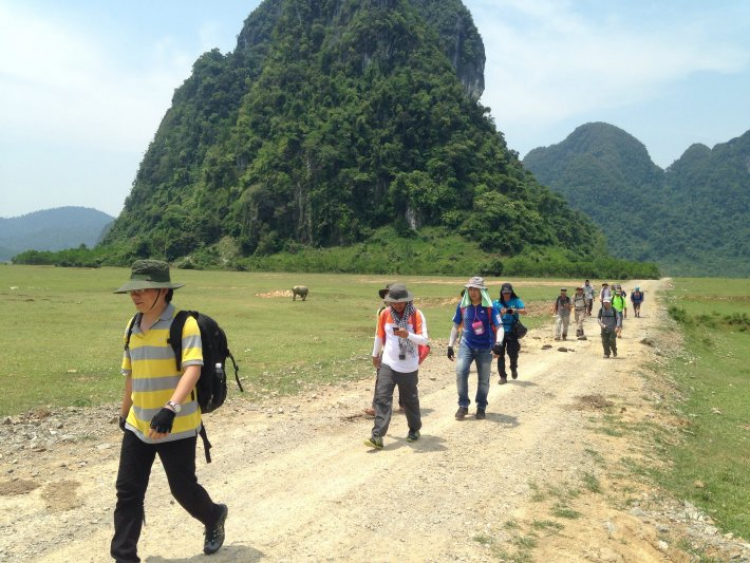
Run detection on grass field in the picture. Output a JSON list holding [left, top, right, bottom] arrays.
[[0, 265, 564, 416], [660, 278, 750, 539]]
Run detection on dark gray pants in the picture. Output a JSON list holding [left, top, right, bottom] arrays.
[[601, 328, 617, 356], [372, 364, 421, 438]]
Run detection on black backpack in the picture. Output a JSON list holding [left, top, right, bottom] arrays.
[[125, 310, 243, 462]]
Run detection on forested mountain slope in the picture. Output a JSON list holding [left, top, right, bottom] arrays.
[[524, 123, 750, 276], [101, 0, 605, 268]]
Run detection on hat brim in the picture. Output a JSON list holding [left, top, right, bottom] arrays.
[[464, 283, 486, 290], [384, 292, 413, 303], [114, 280, 185, 294]]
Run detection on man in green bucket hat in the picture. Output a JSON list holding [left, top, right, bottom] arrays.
[[111, 260, 228, 562]]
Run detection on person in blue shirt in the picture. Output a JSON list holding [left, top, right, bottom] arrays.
[[492, 282, 527, 384], [630, 287, 645, 318], [447, 276, 504, 420]]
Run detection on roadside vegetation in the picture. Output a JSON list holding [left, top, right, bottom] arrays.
[[660, 278, 750, 538]]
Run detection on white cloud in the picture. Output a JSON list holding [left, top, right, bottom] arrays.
[[0, 3, 194, 153], [468, 0, 750, 129]]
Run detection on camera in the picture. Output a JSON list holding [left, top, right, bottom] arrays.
[[506, 308, 514, 315]]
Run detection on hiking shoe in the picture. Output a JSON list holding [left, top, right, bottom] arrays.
[[498, 376, 508, 385], [204, 504, 228, 555], [406, 430, 420, 442], [455, 407, 468, 420], [511, 369, 518, 380], [603, 354, 610, 359], [475, 408, 486, 420], [363, 407, 375, 417], [613, 351, 618, 358], [364, 435, 383, 449]]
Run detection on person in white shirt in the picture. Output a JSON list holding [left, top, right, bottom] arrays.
[[365, 283, 429, 449]]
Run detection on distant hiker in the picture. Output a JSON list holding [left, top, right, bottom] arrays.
[[611, 284, 627, 338], [599, 282, 612, 304], [112, 260, 227, 562], [631, 287, 645, 317], [493, 282, 526, 384], [292, 285, 308, 301], [573, 286, 587, 339], [583, 280, 595, 316], [553, 288, 572, 341], [364, 284, 404, 418], [598, 298, 621, 358], [447, 277, 503, 420], [365, 283, 429, 449]]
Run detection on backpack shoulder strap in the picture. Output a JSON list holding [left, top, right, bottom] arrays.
[[169, 310, 192, 371], [124, 313, 142, 351]]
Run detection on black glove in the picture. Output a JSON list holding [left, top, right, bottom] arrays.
[[492, 342, 503, 355], [118, 416, 127, 432], [447, 346, 455, 360], [150, 408, 176, 434]]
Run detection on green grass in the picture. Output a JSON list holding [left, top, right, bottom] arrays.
[[531, 519, 564, 532], [581, 472, 602, 494], [0, 265, 569, 415], [658, 278, 750, 539]]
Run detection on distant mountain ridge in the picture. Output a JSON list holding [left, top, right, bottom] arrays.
[[0, 207, 114, 261], [523, 122, 750, 276]]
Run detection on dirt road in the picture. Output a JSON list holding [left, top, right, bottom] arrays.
[[0, 279, 745, 562]]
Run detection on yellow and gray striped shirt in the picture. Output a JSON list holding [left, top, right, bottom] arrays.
[[122, 304, 203, 443]]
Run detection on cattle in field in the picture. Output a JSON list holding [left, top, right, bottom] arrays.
[[292, 285, 309, 301]]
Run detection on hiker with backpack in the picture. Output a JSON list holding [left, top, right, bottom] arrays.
[[365, 283, 429, 449], [493, 282, 527, 384], [631, 287, 645, 317], [573, 286, 587, 339], [112, 260, 228, 562], [364, 283, 405, 417], [583, 280, 595, 316], [598, 298, 621, 358], [447, 277, 504, 420], [612, 284, 627, 338], [553, 288, 572, 341]]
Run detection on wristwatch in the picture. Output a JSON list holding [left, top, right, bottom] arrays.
[[166, 401, 182, 413]]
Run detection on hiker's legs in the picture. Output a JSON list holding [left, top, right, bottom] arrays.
[[575, 310, 585, 334], [609, 331, 618, 355], [369, 367, 381, 411], [554, 316, 563, 338], [158, 436, 219, 527], [455, 343, 475, 408], [373, 364, 397, 437], [112, 431, 157, 563], [601, 329, 611, 356], [561, 315, 570, 338], [506, 338, 521, 374], [497, 339, 508, 378], [393, 370, 421, 433], [474, 348, 492, 410]]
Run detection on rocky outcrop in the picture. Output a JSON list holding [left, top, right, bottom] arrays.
[[409, 0, 486, 99]]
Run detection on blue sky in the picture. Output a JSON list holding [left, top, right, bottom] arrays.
[[1, 0, 748, 218]]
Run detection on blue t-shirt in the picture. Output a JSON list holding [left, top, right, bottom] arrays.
[[493, 297, 525, 333], [452, 303, 502, 349]]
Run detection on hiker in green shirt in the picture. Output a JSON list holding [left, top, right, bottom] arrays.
[[611, 284, 627, 339]]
